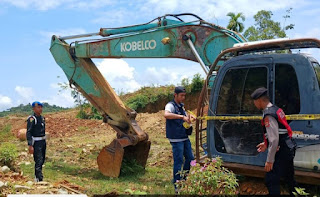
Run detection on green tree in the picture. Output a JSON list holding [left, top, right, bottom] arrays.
[[227, 12, 245, 33], [190, 73, 204, 93], [181, 78, 191, 93], [243, 10, 294, 41]]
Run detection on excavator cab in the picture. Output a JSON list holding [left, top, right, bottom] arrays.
[[208, 53, 320, 166], [195, 39, 320, 184]]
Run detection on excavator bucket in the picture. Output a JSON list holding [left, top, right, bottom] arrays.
[[97, 138, 151, 177]]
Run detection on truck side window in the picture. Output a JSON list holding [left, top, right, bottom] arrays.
[[275, 64, 300, 114]]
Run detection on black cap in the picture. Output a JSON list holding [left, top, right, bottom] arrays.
[[174, 86, 186, 94], [251, 87, 268, 100]]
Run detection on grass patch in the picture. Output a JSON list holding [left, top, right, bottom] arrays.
[[78, 126, 88, 132], [0, 124, 14, 142], [120, 159, 145, 176], [0, 142, 18, 168]]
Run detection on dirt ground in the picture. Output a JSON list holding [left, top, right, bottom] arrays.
[[0, 109, 317, 195]]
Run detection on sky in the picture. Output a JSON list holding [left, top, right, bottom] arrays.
[[0, 0, 320, 111]]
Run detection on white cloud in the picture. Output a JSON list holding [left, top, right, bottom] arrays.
[[15, 86, 34, 102], [134, 60, 206, 87], [94, 58, 206, 93], [68, 0, 113, 9], [0, 0, 69, 11], [91, 8, 136, 25], [0, 0, 112, 11], [291, 28, 320, 61], [41, 83, 75, 108], [0, 94, 13, 111], [292, 28, 320, 39], [96, 59, 141, 93], [43, 91, 75, 108], [139, 0, 301, 21], [1, 0, 301, 20]]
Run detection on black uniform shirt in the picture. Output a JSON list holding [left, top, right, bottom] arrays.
[[26, 113, 46, 146]]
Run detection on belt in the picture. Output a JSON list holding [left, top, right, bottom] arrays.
[[32, 136, 46, 141]]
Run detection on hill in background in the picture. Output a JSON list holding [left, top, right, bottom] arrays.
[[0, 102, 69, 117]]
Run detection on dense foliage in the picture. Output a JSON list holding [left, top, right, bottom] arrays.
[[125, 74, 204, 111]]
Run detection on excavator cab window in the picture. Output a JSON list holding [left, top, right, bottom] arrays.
[[216, 66, 268, 114], [214, 66, 268, 155], [275, 64, 300, 115], [312, 61, 320, 88]]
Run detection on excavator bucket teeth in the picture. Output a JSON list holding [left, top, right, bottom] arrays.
[[97, 138, 151, 177]]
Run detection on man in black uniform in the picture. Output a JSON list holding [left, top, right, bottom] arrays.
[[251, 87, 297, 195], [27, 101, 46, 182]]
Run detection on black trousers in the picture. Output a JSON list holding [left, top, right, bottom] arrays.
[[265, 140, 297, 196], [33, 140, 46, 181]]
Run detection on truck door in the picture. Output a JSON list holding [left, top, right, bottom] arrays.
[[209, 57, 272, 158]]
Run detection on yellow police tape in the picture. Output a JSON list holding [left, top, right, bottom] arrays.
[[187, 110, 320, 121]]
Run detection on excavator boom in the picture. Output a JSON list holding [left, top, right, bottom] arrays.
[[49, 14, 244, 177]]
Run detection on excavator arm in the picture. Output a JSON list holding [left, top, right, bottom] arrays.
[[49, 13, 245, 177]]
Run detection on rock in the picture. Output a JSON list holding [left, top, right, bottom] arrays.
[[66, 145, 73, 148], [35, 181, 49, 186], [26, 181, 33, 186], [14, 185, 31, 190], [58, 188, 69, 194], [82, 148, 87, 153], [0, 181, 5, 189], [17, 129, 27, 140], [37, 186, 48, 189], [19, 152, 28, 157], [1, 166, 10, 173]]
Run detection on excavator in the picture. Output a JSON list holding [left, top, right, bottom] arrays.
[[50, 13, 320, 184]]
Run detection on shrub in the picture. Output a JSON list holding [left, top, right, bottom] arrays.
[[126, 94, 149, 110], [0, 142, 18, 167], [175, 157, 238, 195], [88, 106, 103, 120], [76, 108, 89, 119]]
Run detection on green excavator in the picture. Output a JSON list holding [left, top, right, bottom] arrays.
[[50, 13, 320, 184]]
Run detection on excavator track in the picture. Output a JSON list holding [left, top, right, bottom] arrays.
[[223, 162, 320, 185]]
